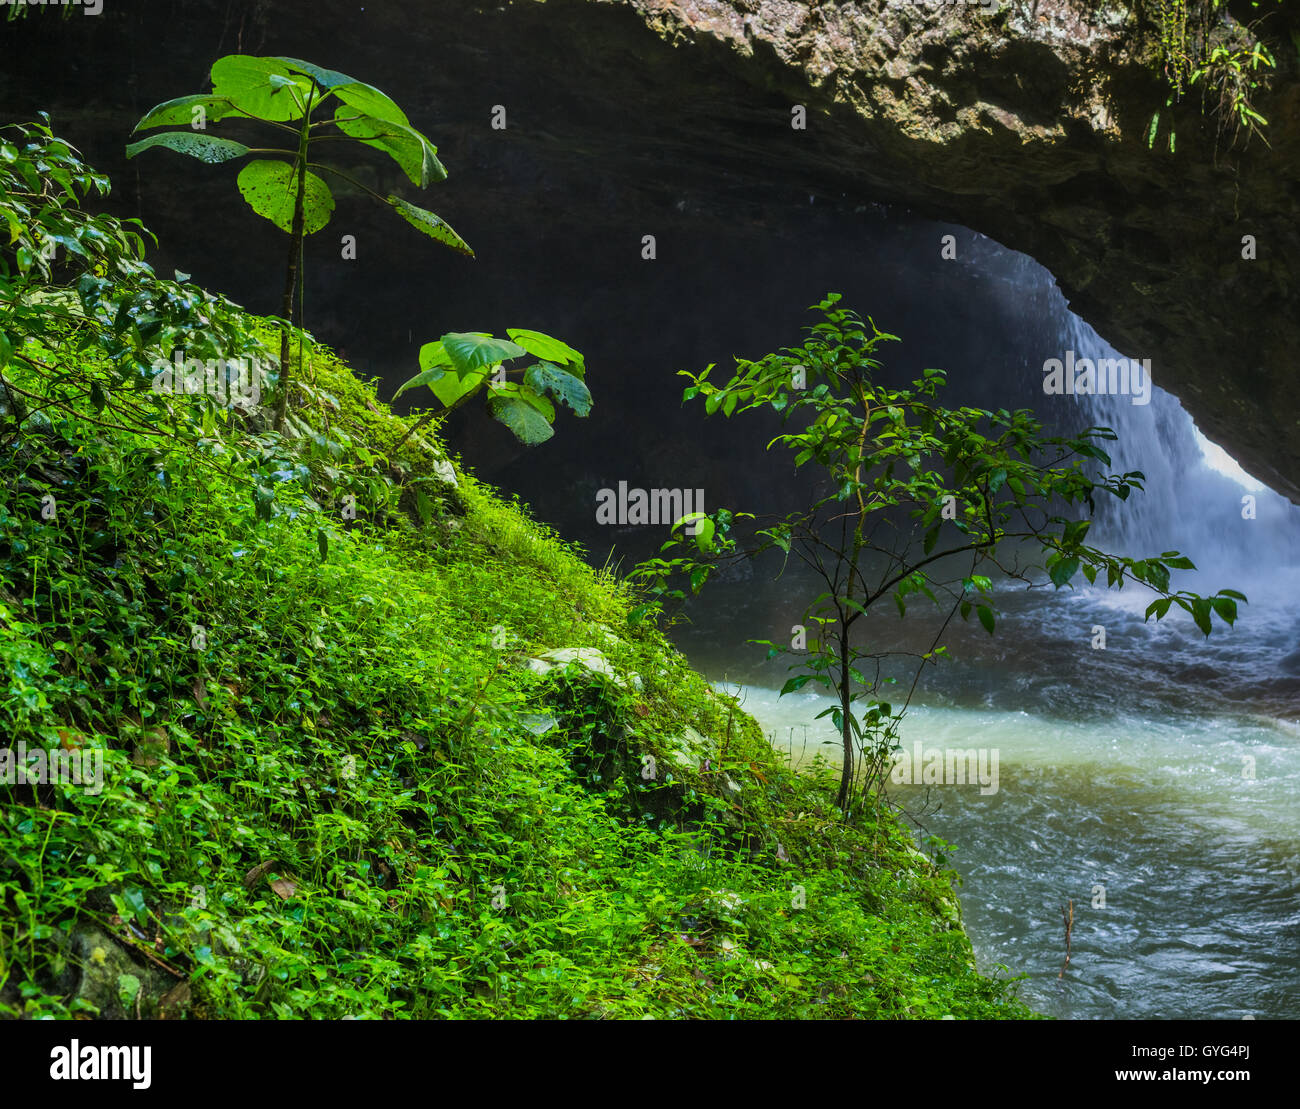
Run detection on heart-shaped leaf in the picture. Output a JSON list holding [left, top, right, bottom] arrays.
[[418, 340, 453, 371], [440, 332, 525, 376], [210, 55, 312, 122]]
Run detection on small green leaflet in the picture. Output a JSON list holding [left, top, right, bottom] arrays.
[[1210, 595, 1237, 625], [1048, 556, 1079, 588], [1144, 597, 1173, 621]]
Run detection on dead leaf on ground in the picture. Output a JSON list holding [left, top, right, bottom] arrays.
[[57, 728, 85, 750], [132, 727, 170, 767], [159, 980, 191, 1019], [243, 860, 276, 889]]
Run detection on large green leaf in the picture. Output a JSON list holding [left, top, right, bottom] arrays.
[[507, 328, 585, 372], [236, 160, 335, 234], [429, 366, 488, 409], [523, 360, 592, 416], [133, 94, 245, 131], [441, 332, 525, 376], [210, 55, 313, 122], [487, 393, 555, 445], [385, 195, 473, 256], [333, 107, 445, 187], [125, 132, 250, 164]]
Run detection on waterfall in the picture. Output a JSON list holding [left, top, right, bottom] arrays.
[[1050, 314, 1300, 584]]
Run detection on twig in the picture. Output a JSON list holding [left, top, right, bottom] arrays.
[[112, 925, 187, 979], [1059, 899, 1074, 978]]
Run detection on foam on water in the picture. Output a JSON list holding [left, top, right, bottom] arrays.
[[722, 679, 1300, 1017]]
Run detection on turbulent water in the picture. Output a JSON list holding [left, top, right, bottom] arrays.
[[673, 258, 1300, 1020]]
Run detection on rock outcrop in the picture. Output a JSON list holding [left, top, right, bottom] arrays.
[[581, 0, 1300, 499]]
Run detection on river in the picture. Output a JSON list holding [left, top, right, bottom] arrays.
[[670, 275, 1300, 1021]]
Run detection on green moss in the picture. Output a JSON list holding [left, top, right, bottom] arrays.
[[0, 311, 1037, 1020]]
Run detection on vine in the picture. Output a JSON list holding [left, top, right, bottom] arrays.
[[1147, 0, 1281, 152], [1158, 0, 1195, 96]]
